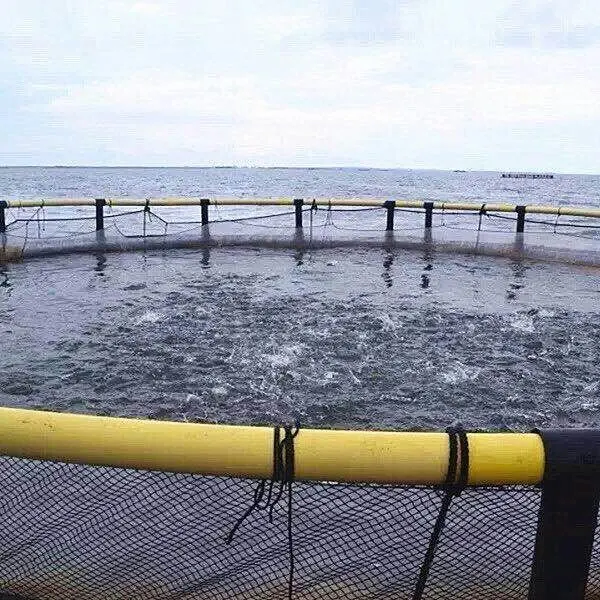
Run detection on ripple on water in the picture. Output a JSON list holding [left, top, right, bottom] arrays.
[[0, 247, 599, 430]]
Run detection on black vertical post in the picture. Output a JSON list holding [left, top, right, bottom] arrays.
[[516, 205, 526, 233], [95, 198, 105, 231], [384, 200, 395, 231], [424, 202, 434, 229], [529, 430, 600, 600], [294, 198, 304, 228], [200, 198, 210, 226], [0, 201, 7, 234]]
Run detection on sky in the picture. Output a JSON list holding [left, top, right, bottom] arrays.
[[1, 0, 599, 172]]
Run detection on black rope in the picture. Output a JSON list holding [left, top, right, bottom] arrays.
[[478, 204, 487, 231], [322, 206, 381, 213], [158, 209, 297, 227], [227, 423, 300, 600], [7, 215, 97, 223], [324, 200, 334, 229], [148, 210, 168, 225], [487, 212, 600, 229], [37, 205, 45, 237], [104, 209, 146, 219], [412, 425, 469, 600], [553, 207, 561, 233]]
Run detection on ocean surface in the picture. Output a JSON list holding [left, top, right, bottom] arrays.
[[1, 166, 599, 431]]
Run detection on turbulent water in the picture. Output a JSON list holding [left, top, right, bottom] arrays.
[[1, 167, 599, 431]]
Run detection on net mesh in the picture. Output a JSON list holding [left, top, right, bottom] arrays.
[[1, 454, 595, 600], [2, 203, 600, 267]]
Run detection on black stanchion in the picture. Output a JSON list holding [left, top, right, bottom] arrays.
[[0, 201, 6, 234], [516, 205, 526, 233], [95, 199, 105, 232], [294, 199, 304, 228], [201, 198, 210, 226], [529, 430, 600, 600], [384, 200, 395, 231], [424, 202, 434, 228]]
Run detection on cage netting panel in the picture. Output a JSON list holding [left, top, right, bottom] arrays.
[[2, 205, 600, 267], [0, 456, 567, 599]]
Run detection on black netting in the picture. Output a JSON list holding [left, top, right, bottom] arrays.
[[2, 202, 600, 268], [0, 455, 565, 600]]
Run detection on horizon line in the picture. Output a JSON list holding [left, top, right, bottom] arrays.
[[0, 165, 593, 176]]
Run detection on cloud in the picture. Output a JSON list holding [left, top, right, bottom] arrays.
[[1, 0, 599, 172], [130, 2, 164, 15], [497, 0, 600, 49]]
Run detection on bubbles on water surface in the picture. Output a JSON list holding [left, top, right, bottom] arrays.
[[0, 246, 599, 430], [508, 313, 535, 333], [135, 310, 164, 325], [439, 364, 482, 385]]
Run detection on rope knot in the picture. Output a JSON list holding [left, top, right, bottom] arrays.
[[443, 425, 469, 496], [412, 425, 470, 599], [226, 423, 300, 599]]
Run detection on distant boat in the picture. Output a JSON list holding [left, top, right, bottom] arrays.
[[501, 172, 554, 179], [453, 169, 467, 173]]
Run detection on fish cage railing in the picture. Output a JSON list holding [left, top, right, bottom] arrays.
[[0, 407, 599, 599], [1, 197, 600, 236]]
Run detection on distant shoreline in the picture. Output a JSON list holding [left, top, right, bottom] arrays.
[[0, 165, 595, 176]]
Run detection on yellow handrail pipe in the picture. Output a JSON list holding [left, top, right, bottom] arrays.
[[0, 407, 544, 486], [3, 197, 600, 218]]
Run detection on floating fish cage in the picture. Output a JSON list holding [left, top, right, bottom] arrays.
[[501, 173, 554, 179], [2, 198, 600, 598], [1, 197, 600, 266]]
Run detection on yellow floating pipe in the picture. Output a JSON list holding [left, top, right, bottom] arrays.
[[530, 205, 569, 215], [4, 197, 600, 219], [394, 200, 429, 209], [7, 198, 95, 208], [3, 197, 600, 218], [0, 407, 544, 486], [104, 198, 297, 207], [429, 201, 600, 218], [211, 198, 294, 206], [307, 199, 385, 207], [105, 198, 204, 207], [529, 205, 600, 218], [432, 202, 517, 213]]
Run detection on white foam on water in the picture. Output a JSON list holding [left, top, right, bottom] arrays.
[[346, 366, 362, 386], [440, 363, 482, 385], [135, 310, 164, 325], [581, 400, 600, 411], [377, 313, 401, 332], [538, 308, 556, 318], [210, 386, 229, 397], [583, 381, 600, 394], [264, 344, 306, 369], [184, 393, 201, 405], [509, 313, 535, 333]]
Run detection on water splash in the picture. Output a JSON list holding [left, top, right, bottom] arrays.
[[440, 363, 482, 385], [135, 311, 164, 325]]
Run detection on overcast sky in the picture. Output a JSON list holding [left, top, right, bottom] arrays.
[[1, 0, 599, 172]]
